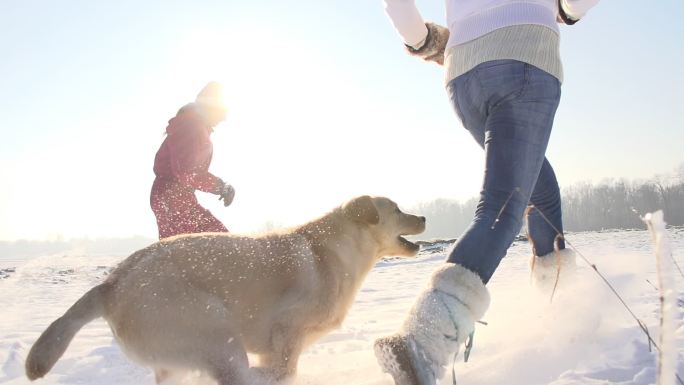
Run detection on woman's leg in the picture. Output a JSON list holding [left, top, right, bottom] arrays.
[[150, 179, 177, 239], [374, 61, 562, 384], [446, 60, 562, 284], [151, 180, 228, 238], [192, 205, 229, 233], [527, 158, 565, 256]]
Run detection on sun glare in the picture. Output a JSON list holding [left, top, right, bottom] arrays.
[[153, 23, 486, 235]]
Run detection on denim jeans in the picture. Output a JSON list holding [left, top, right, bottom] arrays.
[[445, 60, 565, 284]]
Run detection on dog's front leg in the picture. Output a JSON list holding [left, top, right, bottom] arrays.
[[257, 351, 301, 380], [260, 327, 305, 380]]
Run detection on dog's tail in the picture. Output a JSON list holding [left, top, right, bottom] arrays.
[[25, 283, 108, 380]]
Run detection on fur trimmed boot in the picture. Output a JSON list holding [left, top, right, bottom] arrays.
[[530, 248, 577, 291], [374, 263, 490, 385]]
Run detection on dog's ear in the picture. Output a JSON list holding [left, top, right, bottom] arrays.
[[343, 195, 379, 225]]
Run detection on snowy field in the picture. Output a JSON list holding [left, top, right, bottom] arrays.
[[1, 228, 683, 385]]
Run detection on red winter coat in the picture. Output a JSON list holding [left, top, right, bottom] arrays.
[[150, 106, 228, 239]]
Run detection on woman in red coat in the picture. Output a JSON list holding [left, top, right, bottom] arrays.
[[150, 82, 235, 239]]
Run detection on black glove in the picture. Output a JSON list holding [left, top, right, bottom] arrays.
[[217, 183, 235, 207], [405, 22, 450, 66]]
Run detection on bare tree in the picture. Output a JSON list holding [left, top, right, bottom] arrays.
[[412, 166, 684, 239]]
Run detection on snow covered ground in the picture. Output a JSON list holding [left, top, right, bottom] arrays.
[[1, 228, 683, 385]]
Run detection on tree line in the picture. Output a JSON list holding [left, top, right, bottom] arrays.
[[412, 164, 684, 240]]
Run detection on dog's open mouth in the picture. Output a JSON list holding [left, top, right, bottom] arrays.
[[398, 236, 419, 252]]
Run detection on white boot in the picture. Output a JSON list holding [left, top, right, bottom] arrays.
[[374, 263, 490, 385], [530, 248, 576, 292]]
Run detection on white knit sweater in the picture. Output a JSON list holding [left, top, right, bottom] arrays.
[[383, 0, 600, 48], [384, 0, 600, 83]]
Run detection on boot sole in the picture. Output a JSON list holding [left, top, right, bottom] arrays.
[[374, 335, 422, 385]]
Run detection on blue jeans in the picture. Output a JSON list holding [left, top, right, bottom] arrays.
[[445, 60, 565, 284]]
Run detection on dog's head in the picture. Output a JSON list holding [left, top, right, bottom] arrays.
[[342, 195, 426, 257]]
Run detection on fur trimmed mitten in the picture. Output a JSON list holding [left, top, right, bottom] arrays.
[[405, 22, 450, 66], [374, 263, 489, 385], [530, 248, 577, 291]]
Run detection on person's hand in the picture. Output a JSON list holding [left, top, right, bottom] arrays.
[[405, 22, 449, 66], [217, 183, 235, 207]]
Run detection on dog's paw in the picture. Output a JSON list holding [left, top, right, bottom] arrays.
[[249, 367, 293, 385]]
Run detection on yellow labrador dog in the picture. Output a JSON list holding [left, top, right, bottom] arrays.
[[25, 195, 425, 384]]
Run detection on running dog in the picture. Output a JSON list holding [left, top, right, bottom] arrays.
[[25, 195, 426, 384]]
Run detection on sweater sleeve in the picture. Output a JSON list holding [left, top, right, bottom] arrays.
[[168, 126, 223, 194], [561, 0, 601, 20], [383, 0, 429, 47]]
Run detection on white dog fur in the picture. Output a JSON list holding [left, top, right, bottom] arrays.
[[25, 195, 425, 385]]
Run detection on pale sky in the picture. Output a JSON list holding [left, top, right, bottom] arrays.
[[1, 1, 682, 241]]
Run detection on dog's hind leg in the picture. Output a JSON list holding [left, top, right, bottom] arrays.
[[150, 329, 252, 385], [203, 341, 251, 385], [111, 282, 253, 384]]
